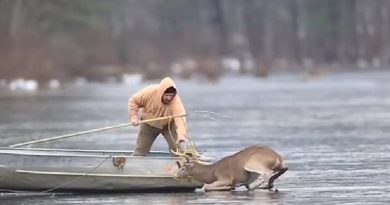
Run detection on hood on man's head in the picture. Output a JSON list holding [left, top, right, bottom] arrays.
[[158, 77, 177, 97], [164, 86, 177, 94]]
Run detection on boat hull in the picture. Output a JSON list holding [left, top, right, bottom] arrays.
[[0, 147, 203, 192]]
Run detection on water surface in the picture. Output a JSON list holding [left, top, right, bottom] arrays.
[[1, 72, 390, 204]]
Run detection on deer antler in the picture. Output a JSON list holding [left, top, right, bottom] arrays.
[[171, 141, 201, 168], [187, 141, 201, 158]]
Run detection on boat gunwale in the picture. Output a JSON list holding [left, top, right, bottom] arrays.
[[16, 169, 177, 178], [0, 147, 180, 159]]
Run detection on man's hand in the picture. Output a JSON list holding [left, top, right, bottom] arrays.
[[177, 139, 187, 150], [130, 119, 139, 126]]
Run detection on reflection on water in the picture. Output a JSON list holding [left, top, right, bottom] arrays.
[[1, 191, 283, 205], [1, 72, 390, 204]]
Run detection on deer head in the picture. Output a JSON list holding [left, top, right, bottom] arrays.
[[171, 141, 200, 179], [175, 161, 195, 179]]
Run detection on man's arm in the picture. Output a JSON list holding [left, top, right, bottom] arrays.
[[173, 96, 187, 143], [128, 87, 150, 126], [128, 97, 140, 126]]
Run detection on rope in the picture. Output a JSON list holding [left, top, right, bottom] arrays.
[[40, 155, 111, 193], [166, 114, 191, 152], [9, 114, 186, 148], [192, 111, 231, 125], [0, 155, 111, 194]]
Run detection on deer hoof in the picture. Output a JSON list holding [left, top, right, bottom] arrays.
[[256, 181, 273, 190], [267, 188, 279, 194]]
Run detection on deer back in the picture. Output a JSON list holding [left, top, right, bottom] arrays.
[[240, 146, 285, 172]]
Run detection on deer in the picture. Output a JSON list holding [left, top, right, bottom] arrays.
[[173, 145, 288, 192]]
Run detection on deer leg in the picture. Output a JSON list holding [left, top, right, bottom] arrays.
[[255, 171, 274, 190], [244, 171, 261, 190], [266, 167, 288, 189], [245, 170, 270, 191], [247, 176, 266, 191], [257, 167, 288, 190], [244, 167, 269, 191], [203, 180, 233, 192], [247, 170, 278, 191]]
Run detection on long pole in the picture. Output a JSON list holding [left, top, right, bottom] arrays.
[[9, 114, 186, 148]]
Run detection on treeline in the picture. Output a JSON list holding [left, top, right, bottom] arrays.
[[0, 0, 389, 82]]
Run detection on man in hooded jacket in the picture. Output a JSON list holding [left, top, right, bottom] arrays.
[[128, 77, 187, 156]]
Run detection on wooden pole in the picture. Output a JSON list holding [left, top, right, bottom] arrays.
[[9, 114, 186, 148]]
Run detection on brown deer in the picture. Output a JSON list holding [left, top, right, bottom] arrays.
[[174, 145, 288, 191]]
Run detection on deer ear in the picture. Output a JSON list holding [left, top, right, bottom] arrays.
[[176, 161, 182, 168]]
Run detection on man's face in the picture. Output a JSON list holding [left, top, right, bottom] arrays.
[[162, 93, 176, 104]]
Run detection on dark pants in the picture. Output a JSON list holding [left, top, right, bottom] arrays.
[[133, 122, 178, 156]]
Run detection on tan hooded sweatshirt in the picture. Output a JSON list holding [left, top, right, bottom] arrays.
[[128, 77, 187, 142]]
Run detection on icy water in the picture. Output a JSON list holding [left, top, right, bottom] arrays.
[[0, 72, 390, 204]]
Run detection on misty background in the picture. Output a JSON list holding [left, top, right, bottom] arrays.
[[1, 1, 390, 204], [1, 0, 390, 85]]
